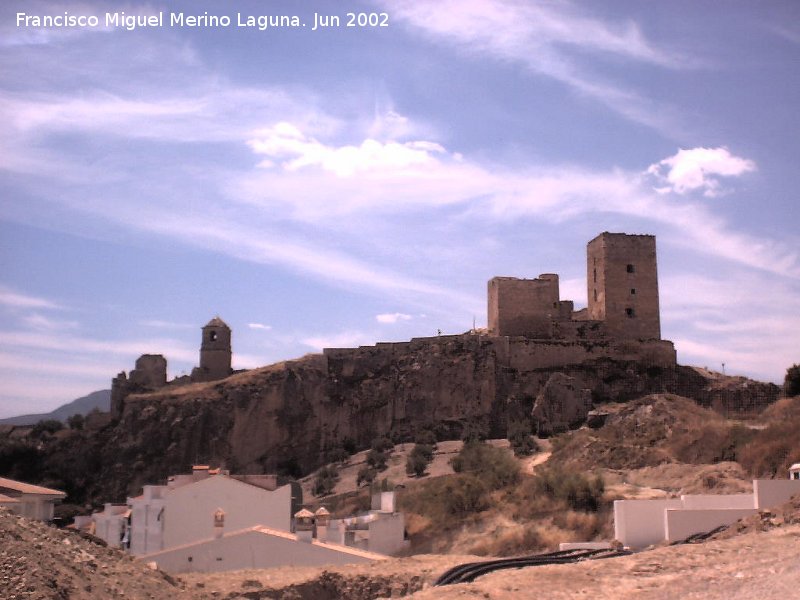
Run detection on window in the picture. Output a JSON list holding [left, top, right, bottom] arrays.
[[630, 288, 636, 295], [593, 268, 597, 283], [626, 264, 635, 273], [209, 331, 218, 342], [625, 308, 635, 318], [593, 289, 597, 302]]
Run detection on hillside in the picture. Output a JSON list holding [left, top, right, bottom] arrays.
[[0, 389, 111, 426], [0, 333, 782, 509]]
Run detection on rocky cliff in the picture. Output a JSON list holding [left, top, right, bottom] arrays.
[[0, 334, 780, 505]]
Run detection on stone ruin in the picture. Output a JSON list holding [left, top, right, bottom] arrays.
[[111, 317, 232, 418], [111, 233, 676, 433]]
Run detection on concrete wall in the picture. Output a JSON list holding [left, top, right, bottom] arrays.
[[488, 275, 561, 337], [680, 493, 754, 510], [614, 498, 683, 549], [93, 504, 128, 548], [587, 232, 660, 340], [146, 528, 382, 573], [163, 475, 292, 549], [664, 508, 757, 543], [754, 479, 800, 509], [129, 485, 167, 555], [367, 513, 407, 555]]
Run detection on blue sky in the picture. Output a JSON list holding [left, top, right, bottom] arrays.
[[1, 0, 798, 418]]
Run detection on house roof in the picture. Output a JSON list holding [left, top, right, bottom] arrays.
[[0, 493, 21, 503], [0, 477, 66, 497], [141, 524, 388, 562]]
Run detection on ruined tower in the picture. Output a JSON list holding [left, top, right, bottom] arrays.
[[195, 316, 232, 381], [587, 232, 660, 340]]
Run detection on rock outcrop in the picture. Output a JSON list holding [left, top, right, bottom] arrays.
[[0, 335, 781, 506], [531, 373, 593, 435]]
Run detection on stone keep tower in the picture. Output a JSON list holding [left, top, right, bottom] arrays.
[[198, 316, 232, 380], [587, 232, 661, 340]]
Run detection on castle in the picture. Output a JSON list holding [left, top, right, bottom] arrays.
[[488, 232, 661, 340], [110, 317, 233, 417], [110, 233, 676, 420]]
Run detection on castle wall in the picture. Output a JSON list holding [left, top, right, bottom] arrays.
[[587, 233, 660, 340], [129, 354, 167, 388], [488, 274, 561, 337]]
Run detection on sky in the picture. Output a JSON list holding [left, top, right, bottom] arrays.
[[1, 0, 798, 418]]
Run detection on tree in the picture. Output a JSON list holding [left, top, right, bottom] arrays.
[[357, 465, 377, 487], [67, 414, 84, 431], [31, 419, 63, 438], [785, 364, 800, 397], [406, 442, 434, 477]]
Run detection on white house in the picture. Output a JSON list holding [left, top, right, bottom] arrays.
[[0, 477, 66, 521], [142, 524, 387, 573]]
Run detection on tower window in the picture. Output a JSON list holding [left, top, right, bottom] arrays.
[[625, 308, 635, 318], [209, 331, 218, 342], [593, 268, 596, 283], [626, 264, 635, 273], [630, 288, 636, 295], [593, 289, 597, 301]]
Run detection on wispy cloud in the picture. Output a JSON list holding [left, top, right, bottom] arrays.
[[381, 0, 690, 132], [0, 286, 62, 310], [248, 323, 272, 331]]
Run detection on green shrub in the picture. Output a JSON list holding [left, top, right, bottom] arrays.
[[371, 436, 394, 453], [67, 414, 84, 431], [367, 449, 389, 471], [507, 419, 539, 457], [531, 467, 605, 512], [406, 443, 434, 477], [313, 465, 339, 496], [443, 475, 489, 516], [450, 440, 519, 490]]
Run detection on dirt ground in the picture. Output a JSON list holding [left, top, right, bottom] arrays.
[[404, 523, 800, 600]]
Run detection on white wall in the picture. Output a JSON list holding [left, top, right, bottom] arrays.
[[367, 513, 407, 555], [665, 508, 757, 543], [163, 475, 292, 549], [146, 529, 383, 573], [129, 486, 167, 556], [753, 479, 800, 509], [614, 498, 682, 549], [680, 493, 754, 510]]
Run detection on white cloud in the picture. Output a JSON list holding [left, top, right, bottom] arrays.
[[376, 312, 413, 324], [247, 121, 446, 177], [248, 323, 272, 331], [647, 147, 756, 197]]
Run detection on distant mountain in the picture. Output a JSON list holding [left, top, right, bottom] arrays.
[[0, 389, 111, 426]]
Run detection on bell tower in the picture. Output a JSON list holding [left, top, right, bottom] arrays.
[[197, 316, 232, 381]]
